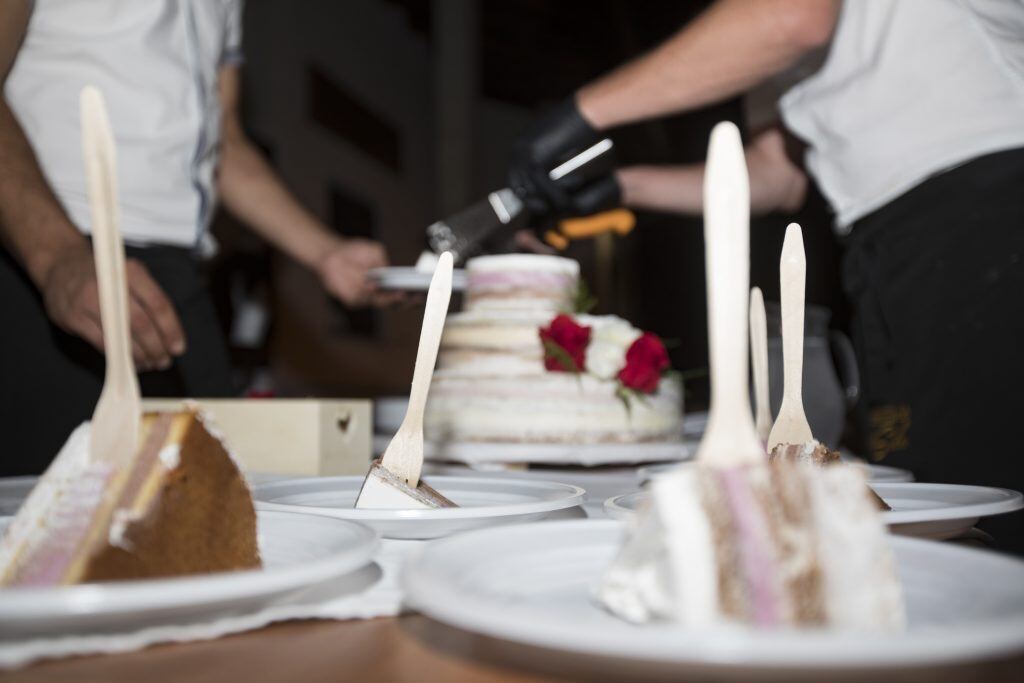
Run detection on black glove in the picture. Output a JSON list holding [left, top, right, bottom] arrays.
[[508, 98, 621, 221]]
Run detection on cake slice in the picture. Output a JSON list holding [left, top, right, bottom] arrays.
[[355, 458, 457, 509], [769, 441, 891, 511], [356, 251, 459, 511], [599, 459, 904, 629], [598, 121, 903, 633], [0, 410, 260, 587]]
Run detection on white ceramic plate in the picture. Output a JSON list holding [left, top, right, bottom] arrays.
[[253, 476, 585, 540], [424, 439, 696, 468], [368, 267, 467, 292], [604, 483, 1024, 539], [0, 511, 378, 637], [423, 462, 642, 518], [0, 478, 36, 517], [2, 475, 297, 512], [404, 519, 1024, 670], [602, 491, 650, 521], [637, 461, 914, 484], [873, 482, 1024, 540]]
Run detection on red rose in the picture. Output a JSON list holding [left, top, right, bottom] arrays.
[[618, 333, 670, 393], [539, 314, 591, 373]]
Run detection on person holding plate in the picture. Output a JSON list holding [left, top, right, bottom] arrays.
[[0, 0, 394, 475]]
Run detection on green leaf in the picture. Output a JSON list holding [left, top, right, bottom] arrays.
[[679, 367, 709, 382], [542, 338, 581, 373], [566, 279, 599, 314], [615, 385, 634, 418]]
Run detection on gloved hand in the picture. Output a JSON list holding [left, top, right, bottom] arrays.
[[508, 98, 621, 222]]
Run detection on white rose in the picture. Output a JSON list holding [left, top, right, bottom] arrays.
[[583, 316, 642, 380], [585, 340, 624, 380]]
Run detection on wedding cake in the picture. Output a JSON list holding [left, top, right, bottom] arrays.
[[424, 255, 683, 444]]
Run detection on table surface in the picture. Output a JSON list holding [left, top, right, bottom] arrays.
[[3, 615, 1023, 683]]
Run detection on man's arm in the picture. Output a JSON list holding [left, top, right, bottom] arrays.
[[0, 1, 84, 290], [0, 1, 183, 369], [216, 66, 390, 307], [506, 0, 836, 224], [618, 127, 808, 216], [577, 0, 840, 129]]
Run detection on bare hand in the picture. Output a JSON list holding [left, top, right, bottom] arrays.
[[41, 244, 187, 371], [317, 238, 402, 307]]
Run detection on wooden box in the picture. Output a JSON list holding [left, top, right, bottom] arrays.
[[142, 399, 371, 476]]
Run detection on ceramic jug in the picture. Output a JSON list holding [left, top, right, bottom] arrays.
[[763, 302, 858, 449]]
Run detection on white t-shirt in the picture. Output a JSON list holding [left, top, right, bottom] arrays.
[[5, 0, 244, 248], [780, 0, 1024, 232]]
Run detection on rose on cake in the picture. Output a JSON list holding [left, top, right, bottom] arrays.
[[539, 314, 672, 401], [618, 332, 671, 393], [586, 316, 643, 380], [539, 314, 591, 372]]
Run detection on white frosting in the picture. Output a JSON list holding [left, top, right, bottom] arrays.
[[466, 254, 579, 276], [596, 499, 674, 622], [463, 255, 579, 313], [355, 473, 432, 509], [107, 509, 137, 551], [656, 467, 721, 627], [415, 251, 440, 273], [440, 314, 548, 353], [0, 424, 92, 580], [425, 375, 683, 443], [158, 444, 181, 470], [597, 465, 721, 626], [809, 466, 905, 629], [437, 350, 541, 378]]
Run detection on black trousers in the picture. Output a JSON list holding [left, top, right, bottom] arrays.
[[843, 146, 1024, 554], [0, 245, 233, 476]]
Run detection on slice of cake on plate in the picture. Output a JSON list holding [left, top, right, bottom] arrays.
[[770, 440, 891, 511], [597, 121, 903, 632], [0, 410, 260, 587], [357, 250, 459, 510], [356, 458, 457, 509], [599, 459, 903, 628]]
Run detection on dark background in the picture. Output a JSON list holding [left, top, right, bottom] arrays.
[[209, 0, 847, 418]]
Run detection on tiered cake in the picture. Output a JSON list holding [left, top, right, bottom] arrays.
[[424, 255, 683, 444]]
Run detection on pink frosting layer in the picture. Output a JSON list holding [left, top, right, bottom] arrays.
[[13, 463, 117, 586], [718, 467, 783, 627]]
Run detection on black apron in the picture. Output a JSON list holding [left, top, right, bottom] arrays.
[[842, 146, 1024, 553], [0, 244, 233, 476]]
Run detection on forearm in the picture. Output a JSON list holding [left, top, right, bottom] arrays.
[[618, 129, 808, 216], [217, 132, 337, 270], [618, 165, 704, 215], [577, 0, 838, 130], [0, 98, 87, 287]]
